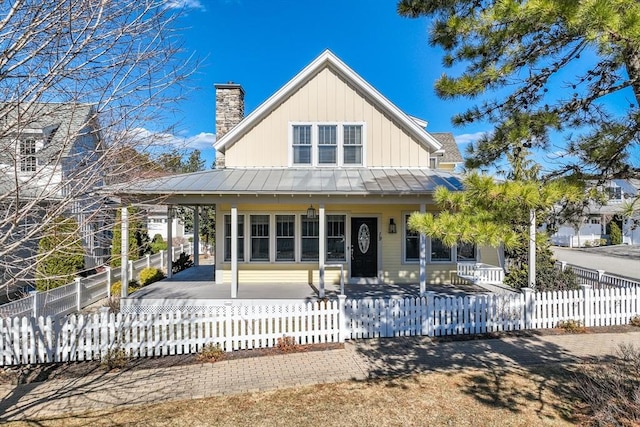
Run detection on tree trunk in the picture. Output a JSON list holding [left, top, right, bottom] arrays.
[[623, 44, 640, 106]]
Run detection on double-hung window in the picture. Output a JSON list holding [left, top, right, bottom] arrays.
[[292, 125, 312, 165], [20, 139, 37, 172], [224, 214, 244, 262], [301, 216, 319, 261], [326, 215, 346, 261], [343, 125, 362, 165], [456, 242, 477, 262], [276, 215, 295, 261], [318, 125, 337, 164], [404, 214, 420, 262], [430, 238, 452, 262], [250, 215, 269, 261]]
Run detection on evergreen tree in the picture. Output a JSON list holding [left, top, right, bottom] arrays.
[[398, 0, 640, 179], [110, 207, 149, 267], [35, 216, 85, 291]]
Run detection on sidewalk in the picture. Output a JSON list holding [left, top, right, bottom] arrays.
[[1, 331, 639, 422]]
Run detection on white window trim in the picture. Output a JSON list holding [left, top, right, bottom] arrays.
[[17, 137, 43, 174], [402, 212, 420, 264], [288, 122, 366, 167]]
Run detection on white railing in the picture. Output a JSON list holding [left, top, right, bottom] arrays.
[[4, 284, 638, 366], [457, 262, 505, 284], [555, 261, 640, 289], [0, 244, 192, 319]]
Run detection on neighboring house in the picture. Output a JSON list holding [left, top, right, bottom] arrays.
[[549, 179, 640, 246], [0, 102, 111, 294], [110, 50, 499, 296], [145, 205, 185, 243]]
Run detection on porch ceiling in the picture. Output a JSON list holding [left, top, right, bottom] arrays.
[[106, 168, 463, 199]]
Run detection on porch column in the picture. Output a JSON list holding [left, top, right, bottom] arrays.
[[167, 205, 173, 279], [529, 209, 536, 289], [120, 206, 129, 297], [319, 204, 326, 298], [419, 203, 427, 296], [193, 206, 200, 267], [231, 204, 238, 298]]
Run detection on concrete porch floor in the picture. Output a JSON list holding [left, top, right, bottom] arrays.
[[128, 265, 494, 301]]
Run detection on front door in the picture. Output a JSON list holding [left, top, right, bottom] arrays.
[[350, 217, 378, 278]]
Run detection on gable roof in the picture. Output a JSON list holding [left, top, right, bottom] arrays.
[[0, 102, 96, 164], [214, 49, 443, 154], [431, 132, 464, 164]]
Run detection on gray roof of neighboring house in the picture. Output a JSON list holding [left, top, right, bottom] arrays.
[[108, 168, 464, 197], [0, 103, 95, 164], [430, 132, 464, 164]]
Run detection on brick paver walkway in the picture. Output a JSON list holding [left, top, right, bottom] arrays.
[[1, 331, 639, 422]]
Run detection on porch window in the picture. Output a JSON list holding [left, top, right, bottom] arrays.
[[430, 238, 451, 262], [250, 215, 269, 261], [404, 214, 420, 262], [292, 125, 312, 165], [276, 215, 295, 261], [224, 214, 244, 262], [301, 216, 319, 261], [318, 125, 337, 164], [343, 125, 362, 165], [20, 139, 37, 172], [456, 242, 477, 262], [326, 215, 345, 261]]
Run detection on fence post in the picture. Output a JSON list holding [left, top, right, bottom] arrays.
[[581, 284, 592, 327], [160, 250, 165, 272], [146, 254, 151, 269], [521, 287, 535, 330], [224, 301, 233, 352], [106, 266, 112, 299], [560, 261, 567, 272], [597, 270, 605, 287], [30, 290, 39, 318], [75, 278, 82, 312], [99, 307, 110, 359], [338, 294, 347, 343], [426, 291, 436, 337], [181, 243, 184, 254]]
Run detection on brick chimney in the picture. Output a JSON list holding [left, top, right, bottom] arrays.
[[215, 82, 245, 168]]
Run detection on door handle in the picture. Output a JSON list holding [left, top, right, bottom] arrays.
[[351, 244, 354, 260]]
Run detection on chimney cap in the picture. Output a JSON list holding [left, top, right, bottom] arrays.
[[214, 82, 245, 94]]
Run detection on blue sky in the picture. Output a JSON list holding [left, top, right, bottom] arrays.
[[163, 0, 487, 167], [162, 0, 637, 173]]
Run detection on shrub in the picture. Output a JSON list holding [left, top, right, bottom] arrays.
[[196, 343, 225, 363], [110, 280, 140, 297], [630, 316, 640, 327], [609, 222, 623, 245], [575, 344, 640, 426], [277, 336, 304, 353], [35, 216, 84, 291], [139, 267, 165, 286], [101, 347, 128, 370], [557, 319, 586, 334], [172, 252, 193, 274]]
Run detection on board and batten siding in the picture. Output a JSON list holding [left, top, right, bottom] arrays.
[[224, 67, 431, 168]]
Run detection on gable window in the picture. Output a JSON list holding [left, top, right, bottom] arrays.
[[20, 139, 37, 172], [404, 214, 420, 262], [224, 214, 244, 262], [276, 215, 295, 261], [606, 186, 622, 200], [289, 123, 364, 167], [250, 215, 270, 261], [292, 125, 312, 165], [318, 125, 337, 164], [301, 216, 319, 261]]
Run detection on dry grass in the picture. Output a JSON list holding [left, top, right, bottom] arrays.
[[6, 366, 577, 427]]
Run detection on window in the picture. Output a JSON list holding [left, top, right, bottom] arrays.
[[20, 139, 36, 172], [404, 214, 420, 262], [430, 238, 451, 262], [224, 214, 244, 262], [343, 125, 362, 165], [456, 242, 476, 262], [292, 125, 312, 165], [606, 186, 622, 200], [301, 216, 319, 261], [290, 123, 363, 166], [318, 125, 337, 164], [250, 215, 269, 261], [327, 215, 346, 261], [276, 215, 295, 261]]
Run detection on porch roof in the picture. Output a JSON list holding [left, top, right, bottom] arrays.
[[108, 167, 464, 197]]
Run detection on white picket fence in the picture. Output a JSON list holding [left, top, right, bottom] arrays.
[[556, 261, 640, 289], [2, 285, 639, 366], [0, 244, 192, 319], [457, 262, 505, 284]]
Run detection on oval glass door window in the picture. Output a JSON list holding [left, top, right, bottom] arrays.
[[358, 223, 370, 254]]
